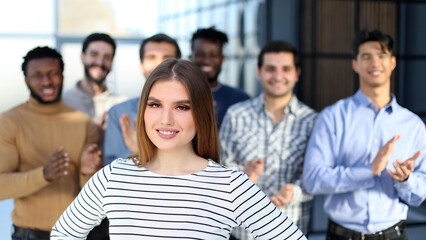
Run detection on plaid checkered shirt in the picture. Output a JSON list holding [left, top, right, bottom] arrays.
[[219, 94, 317, 238]]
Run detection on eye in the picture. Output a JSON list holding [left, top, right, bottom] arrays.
[[176, 105, 191, 111], [48, 71, 60, 78], [103, 55, 113, 62], [378, 53, 387, 59], [361, 54, 371, 60], [283, 66, 292, 72], [265, 66, 275, 72], [147, 102, 161, 108], [30, 73, 44, 81], [89, 52, 99, 57], [144, 55, 155, 60], [195, 53, 205, 59]]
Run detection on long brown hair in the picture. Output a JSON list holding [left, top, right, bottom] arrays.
[[132, 58, 219, 167]]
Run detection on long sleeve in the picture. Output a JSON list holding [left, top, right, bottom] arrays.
[[302, 108, 375, 195], [230, 171, 306, 240], [51, 165, 109, 239], [393, 122, 426, 207], [79, 119, 100, 187], [303, 90, 426, 233], [0, 113, 50, 200]]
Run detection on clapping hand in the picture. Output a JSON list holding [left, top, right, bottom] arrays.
[[269, 184, 294, 208], [244, 158, 264, 183], [43, 146, 70, 182], [120, 114, 138, 154], [387, 151, 421, 182], [80, 144, 103, 175]]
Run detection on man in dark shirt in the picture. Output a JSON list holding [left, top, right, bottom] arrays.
[[190, 27, 250, 127]]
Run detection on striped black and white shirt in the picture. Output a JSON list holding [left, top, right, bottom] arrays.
[[219, 94, 317, 238], [51, 158, 306, 240]]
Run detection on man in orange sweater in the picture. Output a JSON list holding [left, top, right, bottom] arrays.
[[0, 46, 102, 240]]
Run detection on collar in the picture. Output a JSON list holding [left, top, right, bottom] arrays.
[[75, 80, 111, 99], [353, 89, 399, 114], [211, 83, 222, 93], [254, 93, 298, 116], [26, 96, 64, 115]]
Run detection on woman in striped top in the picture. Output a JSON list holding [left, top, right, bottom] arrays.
[[51, 59, 306, 240]]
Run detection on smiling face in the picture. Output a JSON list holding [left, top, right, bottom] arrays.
[[190, 39, 224, 85], [25, 58, 63, 103], [352, 41, 396, 90], [144, 79, 196, 153], [81, 41, 114, 84], [257, 52, 299, 99]]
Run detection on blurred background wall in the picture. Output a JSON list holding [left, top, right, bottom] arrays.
[[1, 0, 425, 238]]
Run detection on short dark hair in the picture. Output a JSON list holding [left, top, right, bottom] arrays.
[[257, 41, 300, 69], [82, 33, 116, 56], [351, 29, 394, 58], [191, 26, 228, 50], [139, 33, 181, 61], [21, 46, 64, 76]]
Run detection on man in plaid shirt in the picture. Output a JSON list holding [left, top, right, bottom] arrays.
[[219, 41, 317, 239]]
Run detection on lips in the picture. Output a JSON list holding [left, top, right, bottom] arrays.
[[369, 70, 382, 77], [201, 66, 213, 72], [156, 129, 179, 139], [90, 66, 107, 75], [89, 64, 107, 71], [41, 88, 57, 96]]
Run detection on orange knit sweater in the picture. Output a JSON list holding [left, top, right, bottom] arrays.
[[0, 97, 99, 231]]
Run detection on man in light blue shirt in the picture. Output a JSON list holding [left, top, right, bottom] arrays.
[[104, 34, 181, 165], [303, 29, 426, 240]]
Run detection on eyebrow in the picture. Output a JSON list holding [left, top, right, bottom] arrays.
[[360, 48, 389, 56], [147, 96, 190, 104]]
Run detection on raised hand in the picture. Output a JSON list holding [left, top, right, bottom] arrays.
[[371, 135, 400, 176], [80, 144, 103, 175], [387, 150, 421, 182], [269, 184, 294, 208], [244, 158, 265, 183], [43, 146, 70, 182], [120, 114, 138, 154]]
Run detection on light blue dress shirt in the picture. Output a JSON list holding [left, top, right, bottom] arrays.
[[103, 97, 139, 165], [303, 90, 426, 233]]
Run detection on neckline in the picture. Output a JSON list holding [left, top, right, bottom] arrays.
[[141, 159, 214, 177], [26, 96, 64, 115]]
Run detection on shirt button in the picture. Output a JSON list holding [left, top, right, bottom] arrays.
[[374, 139, 378, 143]]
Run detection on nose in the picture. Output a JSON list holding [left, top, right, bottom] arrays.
[[201, 56, 211, 65], [274, 69, 285, 80], [154, 58, 163, 68], [371, 56, 380, 66], [160, 108, 174, 125], [197, 54, 212, 65], [94, 56, 104, 66], [40, 74, 54, 86]]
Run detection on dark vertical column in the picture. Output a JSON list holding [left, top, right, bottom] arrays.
[[311, 0, 317, 109], [396, 0, 404, 102], [352, 0, 360, 94]]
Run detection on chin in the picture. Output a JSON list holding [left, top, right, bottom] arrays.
[[155, 146, 179, 152]]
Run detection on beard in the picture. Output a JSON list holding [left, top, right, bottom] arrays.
[[84, 64, 110, 85], [28, 84, 63, 105], [206, 70, 221, 84]]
